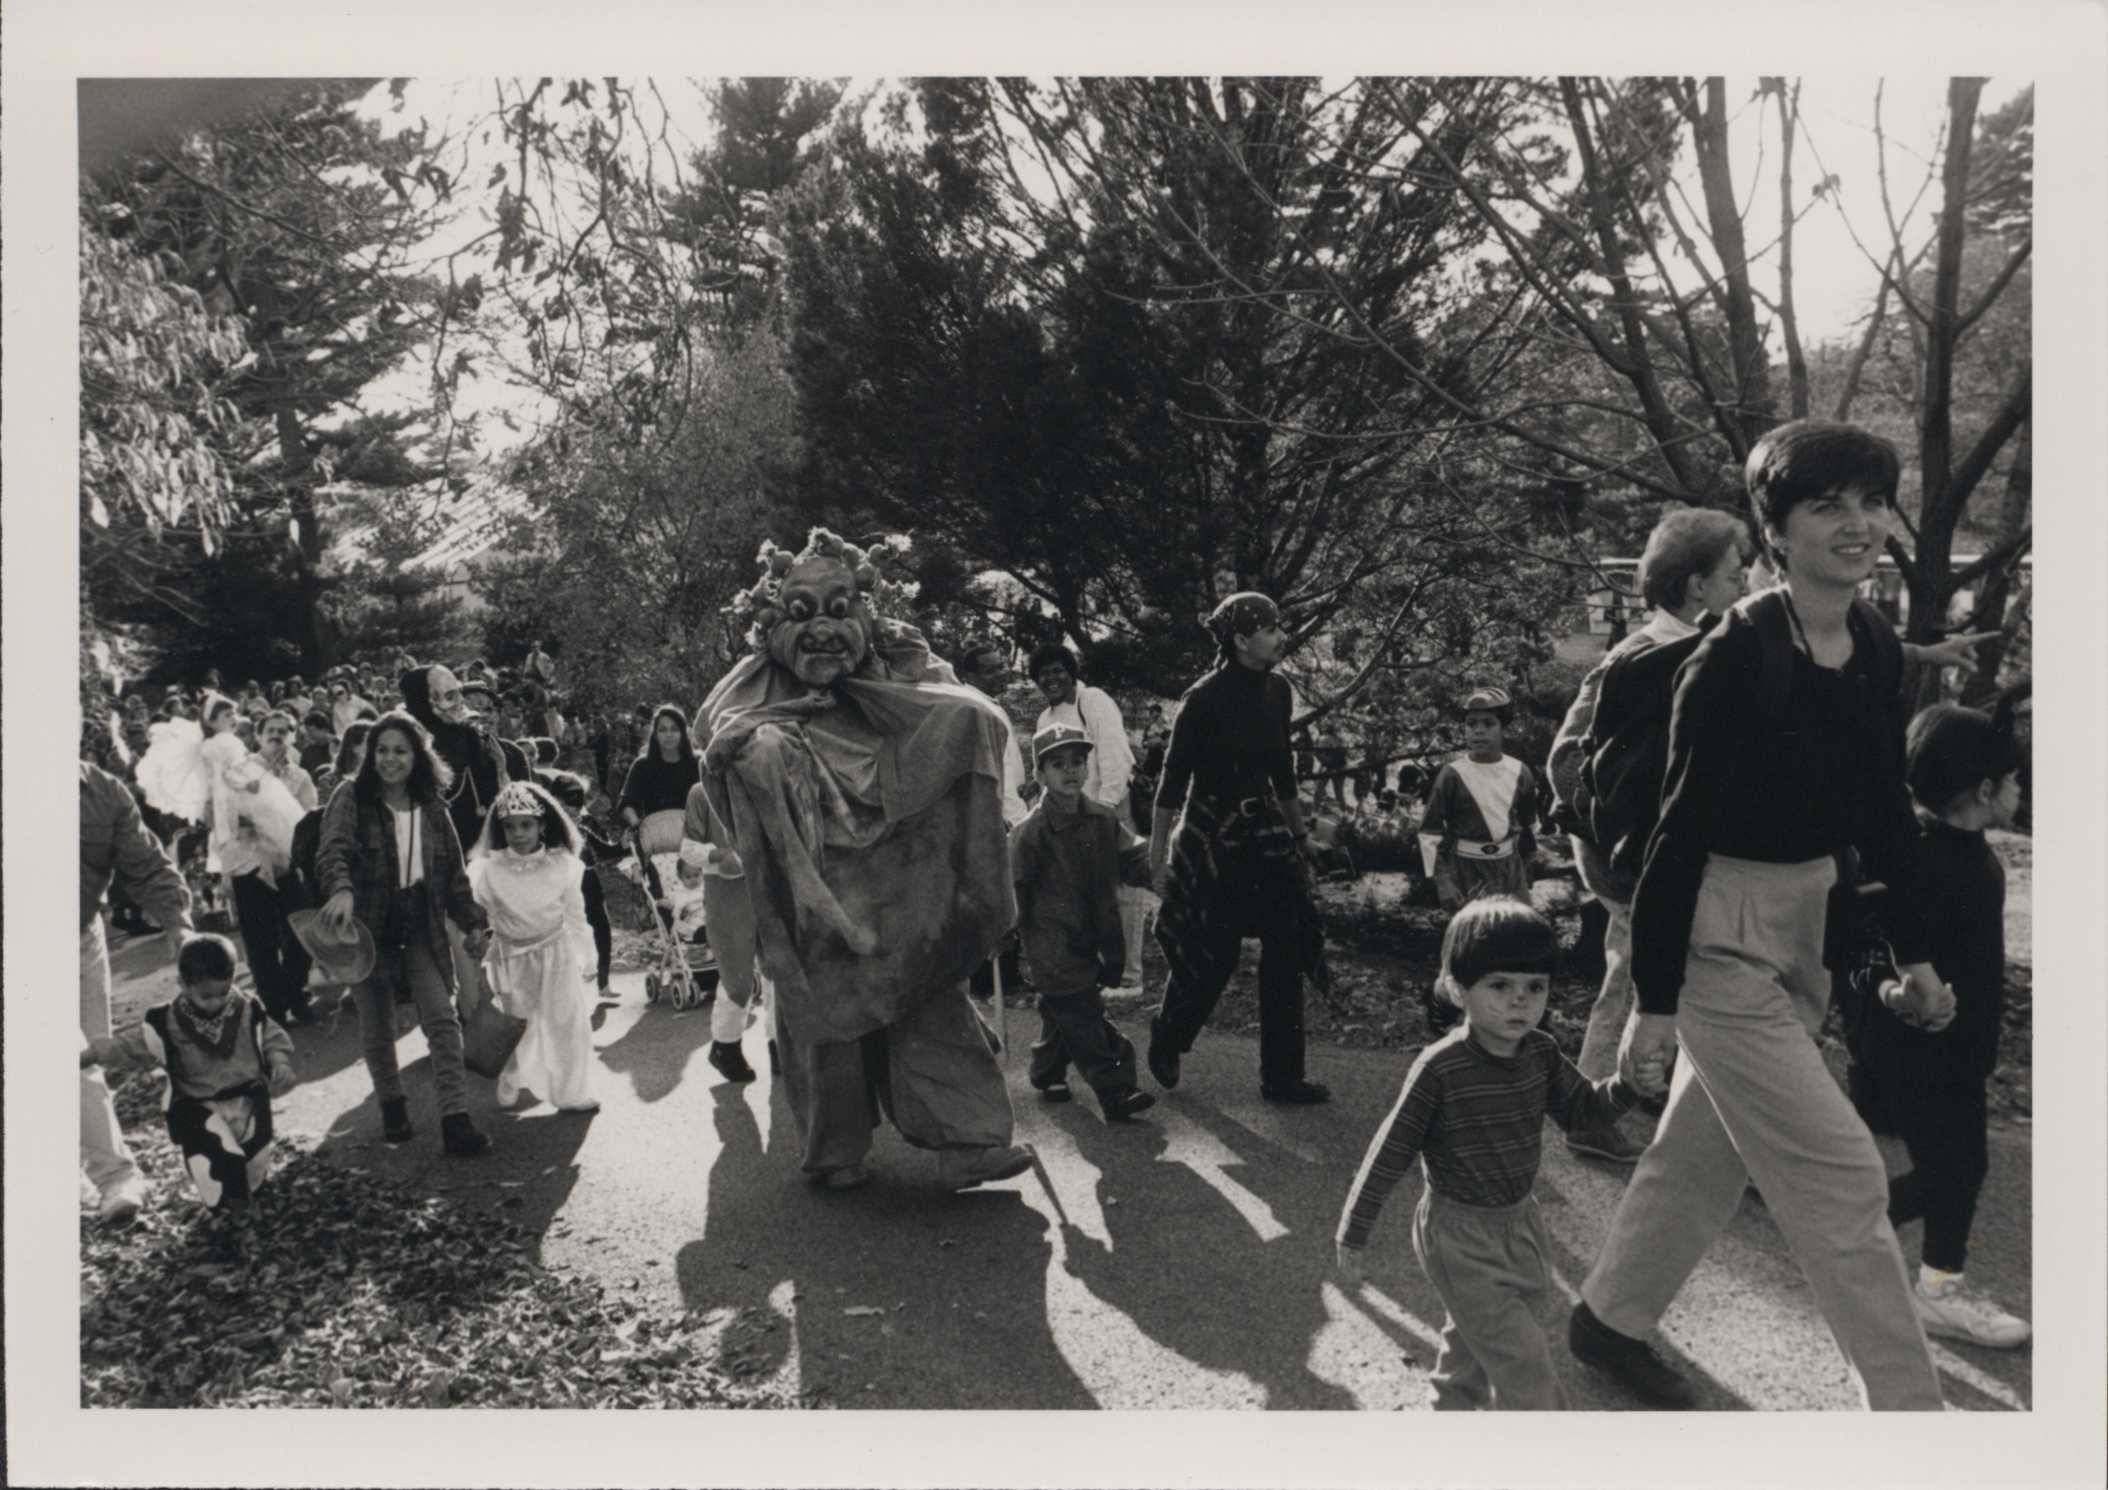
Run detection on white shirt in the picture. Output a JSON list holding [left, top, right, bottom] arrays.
[[1034, 684, 1134, 812], [391, 805, 425, 887], [996, 717, 1029, 829]]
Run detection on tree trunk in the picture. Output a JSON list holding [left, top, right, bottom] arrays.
[[1910, 77, 1984, 642], [275, 406, 333, 671], [1688, 78, 1776, 448], [1773, 79, 1811, 420], [1960, 417, 2031, 707]]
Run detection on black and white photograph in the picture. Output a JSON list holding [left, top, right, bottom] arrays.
[[8, 2, 2105, 1486]]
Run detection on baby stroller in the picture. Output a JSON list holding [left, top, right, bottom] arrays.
[[620, 808, 720, 1011]]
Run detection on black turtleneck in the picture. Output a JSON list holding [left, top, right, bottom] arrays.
[[1154, 660, 1296, 816]]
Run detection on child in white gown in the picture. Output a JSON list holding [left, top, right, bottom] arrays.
[[135, 693, 304, 874], [467, 780, 598, 1112]]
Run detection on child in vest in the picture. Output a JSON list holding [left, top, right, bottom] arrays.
[[1418, 688, 1539, 911], [1844, 702, 2030, 1348], [468, 780, 598, 1113], [1012, 723, 1158, 1121], [80, 933, 297, 1212], [1336, 898, 1655, 1408]]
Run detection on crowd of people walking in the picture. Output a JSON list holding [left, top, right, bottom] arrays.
[[78, 421, 2028, 1411]]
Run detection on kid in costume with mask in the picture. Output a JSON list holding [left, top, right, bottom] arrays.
[[81, 933, 297, 1212], [1418, 687, 1539, 911]]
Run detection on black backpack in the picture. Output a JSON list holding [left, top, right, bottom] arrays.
[[1575, 589, 1905, 876]]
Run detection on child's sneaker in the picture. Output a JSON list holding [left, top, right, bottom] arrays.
[[1913, 1277, 2031, 1349]]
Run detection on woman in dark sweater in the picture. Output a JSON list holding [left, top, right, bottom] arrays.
[[1568, 420, 1948, 1412], [618, 705, 703, 831], [1144, 592, 1327, 1104]]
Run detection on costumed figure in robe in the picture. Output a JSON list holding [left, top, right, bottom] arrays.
[[1418, 686, 1540, 910], [694, 529, 1034, 1194]]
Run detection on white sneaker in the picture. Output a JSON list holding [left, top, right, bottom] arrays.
[[1914, 1277, 2031, 1349], [1105, 983, 1146, 1002]]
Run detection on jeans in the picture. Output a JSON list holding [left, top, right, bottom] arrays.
[[1030, 986, 1140, 1111], [350, 939, 469, 1115]]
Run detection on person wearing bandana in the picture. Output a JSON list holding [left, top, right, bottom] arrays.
[[399, 664, 515, 1016], [1418, 687, 1539, 911], [1145, 592, 1331, 1104]]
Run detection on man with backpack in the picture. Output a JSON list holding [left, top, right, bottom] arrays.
[[1549, 511, 1752, 1164]]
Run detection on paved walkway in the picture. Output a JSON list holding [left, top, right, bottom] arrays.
[[105, 933, 2034, 1410]]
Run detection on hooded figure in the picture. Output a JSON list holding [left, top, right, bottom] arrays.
[[400, 664, 514, 852], [694, 529, 1031, 1194]]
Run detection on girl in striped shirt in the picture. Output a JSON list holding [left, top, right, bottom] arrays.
[[1335, 897, 1657, 1408]]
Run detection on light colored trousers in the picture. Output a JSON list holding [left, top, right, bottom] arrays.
[[1582, 853, 1944, 1410], [1414, 1190, 1568, 1410], [703, 867, 763, 1044], [1571, 836, 1636, 1082], [80, 919, 142, 1195], [1117, 884, 1157, 987]]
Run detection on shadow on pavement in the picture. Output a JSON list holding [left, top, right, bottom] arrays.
[[672, 1081, 1097, 1409], [1049, 1095, 1361, 1409], [595, 999, 718, 1104]]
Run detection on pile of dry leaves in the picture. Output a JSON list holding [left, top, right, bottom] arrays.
[[82, 1084, 812, 1409]]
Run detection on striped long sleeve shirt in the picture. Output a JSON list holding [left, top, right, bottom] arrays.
[[1337, 1026, 1637, 1248]]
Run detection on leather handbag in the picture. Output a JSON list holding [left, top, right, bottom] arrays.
[[460, 989, 528, 1080]]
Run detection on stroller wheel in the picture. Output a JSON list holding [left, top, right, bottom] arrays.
[[644, 973, 661, 1003]]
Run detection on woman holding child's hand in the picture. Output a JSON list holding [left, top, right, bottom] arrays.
[[314, 712, 495, 1158]]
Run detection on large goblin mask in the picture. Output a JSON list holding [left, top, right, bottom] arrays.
[[765, 557, 873, 686]]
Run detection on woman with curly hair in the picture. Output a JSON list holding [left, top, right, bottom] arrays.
[[315, 711, 495, 1156]]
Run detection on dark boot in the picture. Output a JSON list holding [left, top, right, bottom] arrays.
[[380, 1098, 415, 1144], [1566, 1301, 1696, 1409], [440, 1112, 491, 1157], [708, 1040, 757, 1083]]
